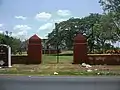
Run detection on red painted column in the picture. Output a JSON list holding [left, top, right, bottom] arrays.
[[73, 33, 88, 64], [28, 34, 42, 64]]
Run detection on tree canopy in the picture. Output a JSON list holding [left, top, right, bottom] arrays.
[[0, 31, 23, 54], [46, 12, 119, 53]]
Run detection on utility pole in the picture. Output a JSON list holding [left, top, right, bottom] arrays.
[[91, 24, 94, 53], [55, 23, 59, 63]]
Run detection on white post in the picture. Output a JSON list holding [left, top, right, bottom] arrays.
[[8, 46, 12, 67]]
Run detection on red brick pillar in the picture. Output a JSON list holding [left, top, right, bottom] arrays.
[[28, 34, 42, 64], [73, 33, 88, 64]]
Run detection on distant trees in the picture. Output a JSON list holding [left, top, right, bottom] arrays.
[[47, 13, 119, 53], [0, 31, 22, 54]]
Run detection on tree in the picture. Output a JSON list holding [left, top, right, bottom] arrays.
[[47, 18, 81, 50], [47, 12, 120, 53], [99, 0, 120, 36], [99, 0, 120, 13], [47, 14, 103, 52], [99, 0, 120, 47], [0, 32, 22, 54]]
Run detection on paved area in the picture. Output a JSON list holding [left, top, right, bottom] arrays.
[[0, 76, 120, 90]]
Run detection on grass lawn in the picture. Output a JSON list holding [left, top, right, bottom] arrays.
[[42, 54, 73, 64], [0, 54, 120, 76]]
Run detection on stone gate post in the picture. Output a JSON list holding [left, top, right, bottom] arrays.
[[73, 33, 88, 64], [28, 34, 42, 64]]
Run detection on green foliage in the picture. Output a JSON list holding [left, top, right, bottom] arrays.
[[99, 0, 120, 13], [0, 32, 22, 54], [47, 12, 120, 54], [99, 0, 120, 37]]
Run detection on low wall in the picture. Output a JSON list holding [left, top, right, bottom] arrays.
[[11, 55, 28, 64], [11, 55, 41, 64], [11, 54, 120, 65], [88, 54, 120, 65]]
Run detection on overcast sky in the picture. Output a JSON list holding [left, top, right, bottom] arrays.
[[0, 0, 103, 40]]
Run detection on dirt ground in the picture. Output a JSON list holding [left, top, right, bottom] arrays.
[[0, 64, 120, 76]]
